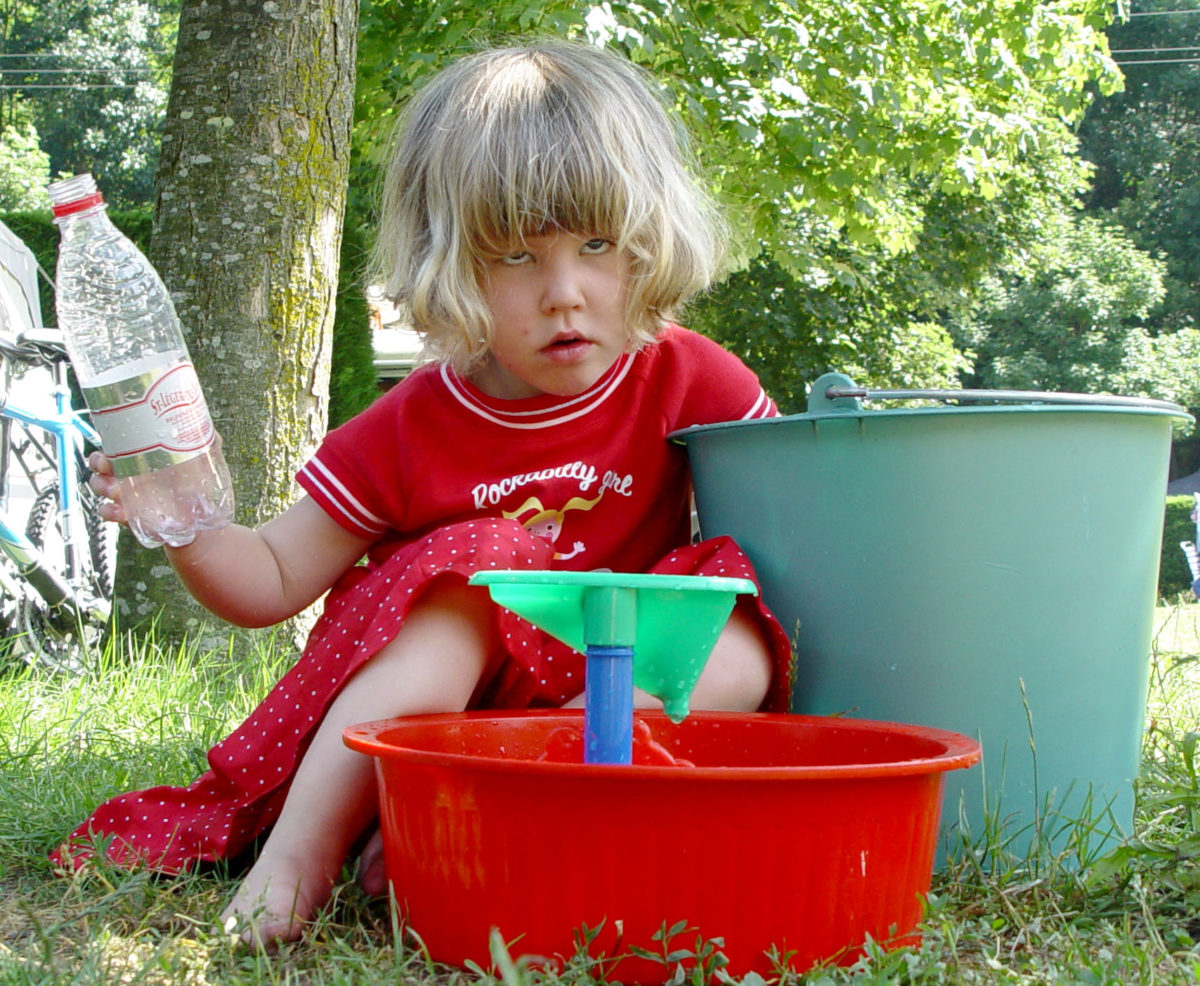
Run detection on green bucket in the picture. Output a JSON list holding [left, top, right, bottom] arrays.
[[674, 373, 1192, 859]]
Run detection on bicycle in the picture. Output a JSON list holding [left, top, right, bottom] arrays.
[[0, 324, 115, 669]]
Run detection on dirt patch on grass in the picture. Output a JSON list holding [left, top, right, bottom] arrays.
[[0, 865, 63, 949]]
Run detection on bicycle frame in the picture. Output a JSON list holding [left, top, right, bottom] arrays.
[[0, 344, 108, 627]]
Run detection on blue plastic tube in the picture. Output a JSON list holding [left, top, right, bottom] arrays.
[[584, 644, 634, 764]]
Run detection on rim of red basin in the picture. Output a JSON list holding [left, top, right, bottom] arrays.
[[342, 709, 982, 781]]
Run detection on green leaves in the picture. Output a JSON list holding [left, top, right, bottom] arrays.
[[0, 121, 51, 210], [945, 209, 1200, 407], [627, 919, 732, 984], [8, 0, 175, 206], [357, 0, 1114, 268], [353, 0, 1124, 393]]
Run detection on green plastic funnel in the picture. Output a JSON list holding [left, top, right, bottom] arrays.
[[469, 571, 756, 761]]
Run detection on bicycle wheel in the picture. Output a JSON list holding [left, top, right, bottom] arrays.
[[27, 481, 116, 597], [21, 479, 113, 669], [0, 556, 26, 667]]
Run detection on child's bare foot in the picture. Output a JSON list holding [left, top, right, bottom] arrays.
[[220, 843, 339, 947], [356, 827, 389, 898]]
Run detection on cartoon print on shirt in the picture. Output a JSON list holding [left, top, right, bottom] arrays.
[[503, 492, 604, 560]]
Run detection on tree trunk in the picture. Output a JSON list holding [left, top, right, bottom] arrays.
[[112, 0, 358, 641]]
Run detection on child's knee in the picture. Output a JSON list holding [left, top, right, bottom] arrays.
[[362, 576, 502, 712], [690, 608, 773, 712]]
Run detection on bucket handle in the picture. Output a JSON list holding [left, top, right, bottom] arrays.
[[828, 386, 1186, 411], [812, 373, 1189, 417]]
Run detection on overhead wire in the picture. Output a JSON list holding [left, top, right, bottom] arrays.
[[0, 55, 163, 90], [0, 69, 155, 75], [0, 52, 171, 58], [1111, 45, 1200, 52], [1111, 7, 1200, 64], [0, 84, 146, 90]]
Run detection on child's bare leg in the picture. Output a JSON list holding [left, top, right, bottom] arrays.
[[221, 579, 498, 945], [562, 605, 773, 713], [685, 605, 773, 711]]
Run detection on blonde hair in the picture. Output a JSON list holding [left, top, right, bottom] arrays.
[[371, 40, 726, 371]]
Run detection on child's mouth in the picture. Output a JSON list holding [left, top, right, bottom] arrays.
[[543, 336, 590, 361]]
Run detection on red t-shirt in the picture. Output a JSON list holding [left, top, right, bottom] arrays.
[[298, 325, 776, 575]]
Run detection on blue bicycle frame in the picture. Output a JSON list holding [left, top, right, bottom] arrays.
[[0, 344, 106, 624]]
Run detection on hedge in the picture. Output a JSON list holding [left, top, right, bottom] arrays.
[[1162, 495, 1198, 601]]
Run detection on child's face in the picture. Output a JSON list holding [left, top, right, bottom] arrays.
[[470, 230, 630, 400]]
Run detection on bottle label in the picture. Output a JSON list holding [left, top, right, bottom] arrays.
[[83, 359, 217, 477]]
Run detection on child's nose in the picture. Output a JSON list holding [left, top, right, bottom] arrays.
[[540, 258, 586, 313]]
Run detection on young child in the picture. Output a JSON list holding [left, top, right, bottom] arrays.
[[55, 39, 792, 945]]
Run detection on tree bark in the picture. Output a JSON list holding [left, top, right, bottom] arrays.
[[112, 0, 357, 641]]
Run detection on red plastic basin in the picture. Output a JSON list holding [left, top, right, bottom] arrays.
[[343, 710, 979, 981]]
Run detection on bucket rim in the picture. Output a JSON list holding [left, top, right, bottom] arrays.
[[343, 709, 982, 780], [671, 399, 1193, 443]]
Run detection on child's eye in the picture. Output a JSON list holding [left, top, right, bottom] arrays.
[[501, 251, 532, 266], [581, 238, 612, 255]]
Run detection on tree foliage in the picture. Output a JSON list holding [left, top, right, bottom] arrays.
[[947, 212, 1200, 405], [11, 0, 1139, 405], [328, 220, 378, 429], [355, 0, 1122, 395], [0, 120, 49, 209], [689, 143, 1098, 407], [358, 1, 1119, 270], [1079, 0, 1200, 338], [936, 0, 1200, 431], [1, 0, 178, 206], [1070, 2, 1200, 470]]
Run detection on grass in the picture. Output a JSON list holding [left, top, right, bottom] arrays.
[[2, 611, 1200, 984]]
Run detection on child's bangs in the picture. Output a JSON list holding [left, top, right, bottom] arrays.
[[464, 85, 642, 256]]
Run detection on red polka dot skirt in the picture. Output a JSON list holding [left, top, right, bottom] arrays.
[[51, 520, 792, 875]]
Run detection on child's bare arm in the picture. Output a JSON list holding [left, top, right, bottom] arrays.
[[90, 452, 374, 627], [164, 496, 373, 627]]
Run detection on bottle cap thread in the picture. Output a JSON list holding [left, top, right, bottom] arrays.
[[47, 174, 105, 219]]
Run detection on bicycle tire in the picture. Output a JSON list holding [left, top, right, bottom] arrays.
[[27, 481, 115, 597], [21, 479, 113, 669], [0, 557, 24, 666]]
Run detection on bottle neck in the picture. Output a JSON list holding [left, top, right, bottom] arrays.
[[52, 199, 109, 228], [48, 173, 106, 225], [52, 202, 116, 251]]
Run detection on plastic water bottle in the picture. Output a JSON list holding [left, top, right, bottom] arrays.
[[48, 173, 234, 548]]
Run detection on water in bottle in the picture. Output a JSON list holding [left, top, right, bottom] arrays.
[[48, 173, 234, 548]]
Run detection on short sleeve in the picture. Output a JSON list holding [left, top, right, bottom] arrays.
[[653, 326, 778, 431], [295, 381, 415, 538]]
